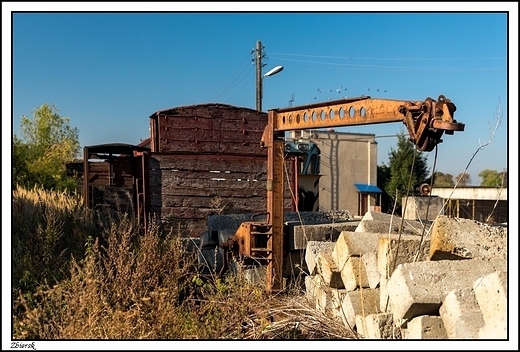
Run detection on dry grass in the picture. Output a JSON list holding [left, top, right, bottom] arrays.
[[12, 186, 357, 340]]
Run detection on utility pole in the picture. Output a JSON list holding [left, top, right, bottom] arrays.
[[256, 40, 263, 111]]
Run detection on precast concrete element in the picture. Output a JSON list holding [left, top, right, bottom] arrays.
[[404, 315, 447, 339], [355, 312, 399, 339], [355, 211, 427, 235], [305, 241, 335, 275], [377, 234, 430, 279], [429, 215, 507, 261], [387, 259, 507, 323], [362, 251, 380, 289], [339, 288, 380, 330], [439, 287, 484, 339], [316, 252, 344, 288], [287, 221, 358, 250], [332, 231, 382, 271], [340, 256, 370, 291], [330, 288, 349, 322], [473, 270, 508, 339]]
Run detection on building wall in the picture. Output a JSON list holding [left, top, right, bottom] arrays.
[[290, 130, 378, 216]]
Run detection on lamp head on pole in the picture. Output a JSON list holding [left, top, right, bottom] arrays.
[[263, 65, 284, 78]]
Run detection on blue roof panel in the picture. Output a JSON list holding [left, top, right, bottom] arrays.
[[354, 183, 382, 193]]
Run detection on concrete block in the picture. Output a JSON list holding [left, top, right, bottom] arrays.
[[439, 287, 484, 339], [304, 275, 319, 304], [355, 312, 398, 339], [387, 259, 507, 323], [287, 221, 356, 250], [429, 215, 507, 261], [330, 288, 349, 321], [377, 234, 430, 279], [315, 277, 333, 312], [405, 315, 447, 339], [473, 271, 508, 339], [362, 251, 380, 289], [355, 211, 426, 236], [305, 241, 335, 275], [339, 289, 380, 330], [316, 252, 344, 288], [402, 196, 444, 221], [332, 231, 381, 271], [340, 256, 369, 291], [379, 276, 390, 313]]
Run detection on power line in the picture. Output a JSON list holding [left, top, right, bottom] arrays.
[[270, 52, 504, 61], [211, 54, 254, 102]]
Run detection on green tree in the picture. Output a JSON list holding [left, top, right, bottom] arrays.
[[428, 171, 454, 187], [455, 172, 471, 186], [13, 104, 80, 192], [377, 164, 392, 213], [478, 169, 506, 187], [384, 132, 429, 213]]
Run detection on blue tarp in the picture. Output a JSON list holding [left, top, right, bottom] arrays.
[[354, 183, 382, 193]]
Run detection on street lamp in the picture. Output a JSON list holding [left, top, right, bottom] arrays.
[[257, 65, 284, 111]]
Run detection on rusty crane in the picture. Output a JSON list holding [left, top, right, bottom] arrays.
[[221, 95, 465, 291]]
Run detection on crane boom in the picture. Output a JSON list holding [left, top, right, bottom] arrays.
[[223, 95, 465, 291]]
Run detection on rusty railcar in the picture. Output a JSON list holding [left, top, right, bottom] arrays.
[[80, 103, 294, 237]]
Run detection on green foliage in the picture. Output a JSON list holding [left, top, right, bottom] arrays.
[[384, 132, 429, 213], [478, 169, 506, 187], [13, 104, 80, 192], [377, 164, 392, 213], [430, 171, 455, 187], [455, 172, 471, 186]]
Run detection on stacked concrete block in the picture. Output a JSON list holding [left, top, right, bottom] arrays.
[[439, 287, 485, 338], [286, 221, 357, 250], [404, 315, 447, 339], [316, 251, 344, 288], [429, 215, 507, 261], [377, 234, 431, 280], [339, 289, 381, 330], [386, 258, 507, 324], [474, 271, 507, 339], [332, 231, 381, 271], [301, 212, 508, 340], [355, 312, 399, 339], [330, 288, 349, 322], [361, 251, 380, 289], [355, 211, 426, 236], [340, 256, 369, 291], [305, 241, 335, 275]]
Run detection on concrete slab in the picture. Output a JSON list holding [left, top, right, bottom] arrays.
[[387, 258, 507, 323]]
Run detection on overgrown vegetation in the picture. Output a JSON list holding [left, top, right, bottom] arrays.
[[13, 104, 80, 192], [12, 187, 355, 340]]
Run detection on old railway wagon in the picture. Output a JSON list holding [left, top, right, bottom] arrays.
[[81, 103, 294, 237]]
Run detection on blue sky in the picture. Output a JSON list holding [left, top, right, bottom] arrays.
[[6, 4, 517, 186]]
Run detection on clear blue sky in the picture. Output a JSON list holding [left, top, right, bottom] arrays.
[[5, 3, 517, 186]]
